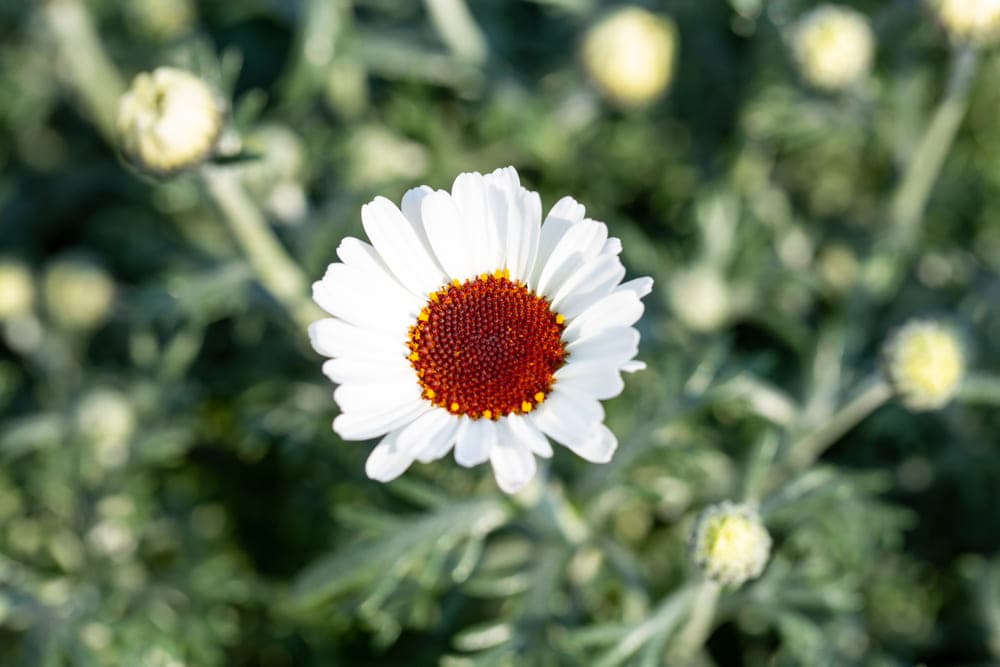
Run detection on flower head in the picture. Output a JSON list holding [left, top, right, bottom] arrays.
[[690, 501, 771, 587], [0, 259, 34, 320], [309, 167, 651, 493], [43, 259, 115, 330], [116, 67, 225, 175], [582, 7, 678, 107], [884, 319, 964, 411], [933, 0, 1000, 43], [792, 5, 875, 92]]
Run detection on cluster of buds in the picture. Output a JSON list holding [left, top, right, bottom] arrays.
[[883, 319, 965, 411], [581, 6, 678, 107], [117, 67, 226, 175], [689, 501, 772, 587], [791, 4, 875, 92]]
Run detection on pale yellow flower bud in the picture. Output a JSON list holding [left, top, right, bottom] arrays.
[[117, 67, 225, 175], [76, 388, 135, 468], [934, 0, 1000, 43], [43, 259, 115, 330], [582, 7, 678, 107], [0, 260, 34, 320], [884, 319, 964, 411], [668, 266, 731, 332], [690, 501, 771, 587], [792, 5, 875, 91]]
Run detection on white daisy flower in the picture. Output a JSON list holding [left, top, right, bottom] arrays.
[[309, 167, 652, 494]]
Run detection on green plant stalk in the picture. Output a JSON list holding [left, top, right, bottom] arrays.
[[424, 0, 488, 65], [667, 579, 721, 665], [42, 0, 126, 140], [786, 376, 893, 473], [201, 168, 322, 331], [889, 45, 979, 252], [958, 373, 1000, 405]]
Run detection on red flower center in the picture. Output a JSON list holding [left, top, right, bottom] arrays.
[[408, 271, 566, 419]]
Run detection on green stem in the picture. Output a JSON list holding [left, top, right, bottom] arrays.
[[889, 45, 978, 252], [424, 0, 488, 65], [786, 377, 892, 473], [201, 168, 322, 330], [42, 0, 126, 141], [667, 579, 721, 665], [958, 373, 1000, 405]]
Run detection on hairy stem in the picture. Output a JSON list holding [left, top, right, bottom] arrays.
[[668, 579, 721, 665], [787, 377, 893, 473], [201, 168, 321, 330], [889, 45, 978, 252]]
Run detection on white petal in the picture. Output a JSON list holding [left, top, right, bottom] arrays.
[[455, 417, 496, 467], [401, 186, 433, 229], [489, 439, 537, 494], [312, 263, 415, 333], [308, 318, 406, 361], [451, 172, 496, 271], [563, 291, 645, 343], [362, 196, 446, 296], [422, 189, 477, 281], [566, 327, 640, 366], [393, 407, 461, 463], [549, 254, 625, 317], [562, 423, 618, 464], [530, 387, 604, 450], [535, 219, 608, 299], [555, 360, 625, 400], [530, 196, 587, 288], [334, 380, 421, 413], [501, 414, 552, 458], [622, 360, 647, 373], [487, 168, 541, 282], [601, 237, 623, 256], [334, 400, 429, 441], [365, 429, 414, 482], [617, 276, 654, 298], [322, 357, 413, 385]]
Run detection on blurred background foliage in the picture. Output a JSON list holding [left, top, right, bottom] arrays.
[[0, 0, 998, 665]]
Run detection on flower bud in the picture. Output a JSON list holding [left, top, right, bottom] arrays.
[[690, 501, 771, 587], [0, 260, 34, 320], [43, 259, 115, 330], [792, 5, 875, 92], [668, 266, 731, 332], [76, 388, 135, 468], [884, 319, 964, 411], [933, 0, 1000, 44], [117, 67, 225, 175], [582, 7, 678, 107]]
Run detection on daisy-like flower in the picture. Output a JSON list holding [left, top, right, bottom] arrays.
[[309, 167, 651, 493]]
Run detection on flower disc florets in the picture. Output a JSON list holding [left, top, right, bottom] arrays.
[[408, 271, 566, 420], [690, 501, 771, 587], [884, 319, 964, 411]]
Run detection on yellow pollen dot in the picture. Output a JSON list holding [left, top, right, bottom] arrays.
[[452, 278, 462, 287], [534, 392, 545, 403], [482, 409, 493, 420], [429, 292, 440, 303], [425, 389, 436, 399], [555, 314, 565, 325], [450, 402, 460, 412], [480, 273, 489, 281], [408, 352, 420, 361], [493, 269, 504, 279], [521, 401, 533, 413], [503, 268, 511, 279], [418, 309, 430, 322]]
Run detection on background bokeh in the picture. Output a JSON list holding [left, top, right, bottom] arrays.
[[1, 0, 999, 665]]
